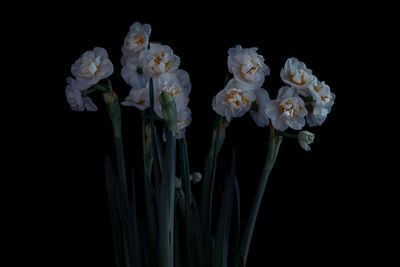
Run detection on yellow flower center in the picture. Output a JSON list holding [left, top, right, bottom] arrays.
[[134, 35, 145, 45], [164, 87, 181, 97], [239, 63, 257, 79], [154, 55, 162, 65], [288, 72, 306, 86], [321, 95, 329, 102], [279, 100, 301, 120], [314, 84, 323, 92], [225, 89, 250, 111]]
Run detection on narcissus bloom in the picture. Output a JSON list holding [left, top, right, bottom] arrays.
[[306, 79, 335, 126], [176, 107, 192, 139], [71, 47, 113, 89], [65, 77, 97, 111], [121, 54, 148, 90], [139, 43, 180, 77], [280, 57, 315, 96], [154, 72, 190, 118], [297, 131, 315, 151], [121, 84, 150, 111], [121, 22, 151, 58], [228, 45, 270, 87], [249, 88, 271, 127], [212, 79, 256, 121], [265, 86, 307, 131]]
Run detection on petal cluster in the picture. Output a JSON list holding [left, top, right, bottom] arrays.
[[212, 79, 256, 121], [66, 47, 113, 111], [280, 57, 314, 96], [265, 86, 307, 131], [71, 47, 114, 89], [213, 45, 271, 125], [280, 57, 335, 127], [228, 45, 270, 87], [120, 22, 191, 138], [65, 77, 98, 111]]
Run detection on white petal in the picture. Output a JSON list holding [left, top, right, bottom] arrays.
[[84, 97, 98, 111]]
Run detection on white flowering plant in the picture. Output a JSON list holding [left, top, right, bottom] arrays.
[[65, 22, 335, 267]]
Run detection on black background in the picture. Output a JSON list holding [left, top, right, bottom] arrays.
[[18, 2, 387, 266]]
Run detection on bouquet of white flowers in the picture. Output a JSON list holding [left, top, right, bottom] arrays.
[[65, 22, 335, 267]]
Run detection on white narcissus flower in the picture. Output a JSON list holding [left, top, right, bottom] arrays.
[[265, 86, 307, 131], [71, 47, 114, 89], [154, 72, 189, 118], [174, 69, 191, 95], [65, 77, 97, 112], [280, 57, 315, 96], [121, 54, 148, 90], [121, 22, 151, 59], [212, 79, 256, 121], [306, 79, 335, 127], [228, 45, 270, 87], [176, 107, 192, 139], [139, 43, 180, 78], [249, 88, 270, 127], [121, 83, 150, 111], [297, 131, 315, 151]]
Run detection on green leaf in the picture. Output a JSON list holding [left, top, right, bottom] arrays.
[[213, 151, 236, 267], [104, 155, 125, 267], [231, 177, 241, 267], [130, 169, 143, 267], [149, 78, 162, 196], [190, 195, 204, 267], [158, 90, 177, 267], [179, 137, 195, 267], [239, 127, 283, 266], [199, 115, 225, 267]]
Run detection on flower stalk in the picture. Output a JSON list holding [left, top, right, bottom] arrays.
[[238, 125, 282, 266], [158, 91, 177, 267]]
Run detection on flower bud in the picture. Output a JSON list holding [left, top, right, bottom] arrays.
[[297, 131, 315, 151], [189, 172, 202, 184], [175, 177, 182, 189], [160, 91, 177, 135]]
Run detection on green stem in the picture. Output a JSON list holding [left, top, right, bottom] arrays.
[[239, 126, 282, 266], [179, 137, 195, 267], [141, 111, 158, 266], [81, 86, 98, 97], [200, 115, 226, 266], [277, 130, 297, 139]]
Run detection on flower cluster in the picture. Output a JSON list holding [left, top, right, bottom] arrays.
[[120, 22, 192, 138], [213, 45, 271, 125], [65, 23, 337, 267], [66, 47, 114, 111], [212, 49, 335, 150]]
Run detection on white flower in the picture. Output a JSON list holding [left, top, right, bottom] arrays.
[[297, 131, 315, 151], [174, 69, 191, 95], [121, 84, 150, 111], [121, 54, 148, 90], [212, 79, 256, 121], [121, 22, 151, 58], [65, 77, 97, 111], [176, 107, 192, 139], [139, 43, 180, 77], [71, 47, 113, 89], [280, 57, 315, 96], [265, 86, 307, 131], [154, 72, 189, 118], [249, 88, 270, 127], [306, 79, 336, 127], [228, 45, 270, 87]]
